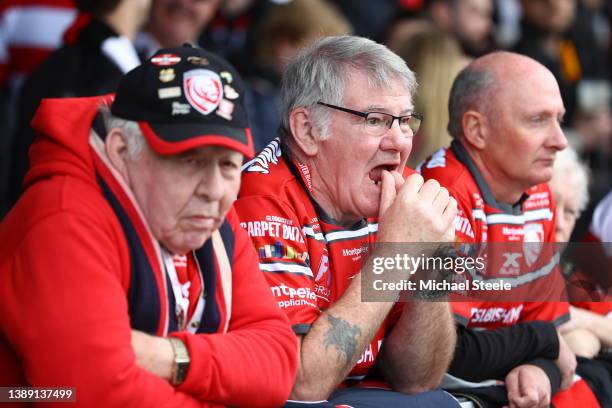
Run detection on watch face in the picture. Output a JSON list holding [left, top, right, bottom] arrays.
[[174, 361, 189, 385]]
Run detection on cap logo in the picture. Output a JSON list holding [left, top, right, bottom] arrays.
[[159, 68, 176, 82], [172, 102, 191, 115], [183, 69, 224, 116], [151, 53, 181, 66], [216, 99, 235, 121], [158, 86, 181, 99], [224, 84, 239, 99], [187, 56, 209, 66], [220, 71, 233, 83]]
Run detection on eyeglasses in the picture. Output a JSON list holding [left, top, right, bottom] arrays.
[[317, 101, 422, 136]]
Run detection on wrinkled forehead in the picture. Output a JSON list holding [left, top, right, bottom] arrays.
[[341, 70, 414, 107]]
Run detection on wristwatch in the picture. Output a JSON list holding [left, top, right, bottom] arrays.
[[168, 337, 190, 385]]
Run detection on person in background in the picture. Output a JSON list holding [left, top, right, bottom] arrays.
[[551, 147, 612, 406], [395, 28, 468, 167], [246, 0, 351, 152], [570, 80, 611, 242], [136, 0, 221, 57], [0, 0, 77, 216], [423, 0, 495, 57], [0, 45, 297, 407], [513, 0, 609, 124], [8, 0, 149, 211]]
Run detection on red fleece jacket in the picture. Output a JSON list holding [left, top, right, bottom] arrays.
[[0, 97, 297, 407]]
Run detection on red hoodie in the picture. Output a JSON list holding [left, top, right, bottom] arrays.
[[0, 97, 298, 407]]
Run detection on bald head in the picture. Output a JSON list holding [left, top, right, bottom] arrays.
[[447, 51, 559, 139], [447, 51, 567, 203], [472, 51, 555, 86]]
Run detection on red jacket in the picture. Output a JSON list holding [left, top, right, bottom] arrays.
[[236, 139, 401, 383], [420, 141, 599, 408], [0, 97, 297, 407]]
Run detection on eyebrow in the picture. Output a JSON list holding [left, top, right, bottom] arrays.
[[365, 105, 415, 115]]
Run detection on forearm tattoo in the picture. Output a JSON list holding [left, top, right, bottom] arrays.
[[324, 314, 362, 369]]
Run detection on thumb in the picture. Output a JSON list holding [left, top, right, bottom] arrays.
[[518, 367, 530, 397], [379, 170, 396, 217]]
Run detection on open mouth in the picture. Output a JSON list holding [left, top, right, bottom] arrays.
[[368, 164, 398, 186]]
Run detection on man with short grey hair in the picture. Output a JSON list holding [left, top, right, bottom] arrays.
[[236, 35, 459, 406], [420, 51, 601, 407]]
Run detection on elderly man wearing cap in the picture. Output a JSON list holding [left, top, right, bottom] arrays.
[[0, 45, 297, 407], [236, 36, 459, 407]]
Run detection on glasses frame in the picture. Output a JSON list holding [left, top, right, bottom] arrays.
[[316, 101, 423, 135]]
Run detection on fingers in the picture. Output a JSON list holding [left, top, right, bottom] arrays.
[[417, 177, 440, 202], [506, 370, 519, 403], [560, 374, 573, 390], [432, 183, 450, 213], [526, 368, 550, 408], [539, 388, 551, 408], [403, 175, 454, 217], [377, 173, 456, 244], [379, 170, 397, 217], [401, 173, 425, 196], [506, 369, 538, 408], [442, 197, 458, 225], [518, 368, 531, 400], [556, 333, 577, 390], [509, 388, 540, 408], [391, 170, 404, 191], [507, 366, 550, 408]]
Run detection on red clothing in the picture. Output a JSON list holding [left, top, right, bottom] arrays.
[[420, 141, 597, 406], [236, 138, 400, 383], [0, 97, 297, 407], [419, 142, 568, 323]]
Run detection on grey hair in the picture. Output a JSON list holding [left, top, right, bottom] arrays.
[[447, 66, 497, 139], [552, 146, 590, 214], [280, 35, 417, 143], [98, 105, 146, 159]]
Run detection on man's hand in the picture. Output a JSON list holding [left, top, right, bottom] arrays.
[[130, 329, 174, 381], [378, 171, 457, 247], [555, 330, 577, 390], [504, 364, 551, 408]]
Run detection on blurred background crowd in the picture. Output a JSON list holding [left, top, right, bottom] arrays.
[[1, 0, 610, 240]]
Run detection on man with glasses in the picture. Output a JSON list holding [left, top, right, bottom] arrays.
[[235, 36, 459, 406]]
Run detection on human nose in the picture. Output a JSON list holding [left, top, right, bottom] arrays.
[[380, 119, 411, 152], [549, 121, 568, 151], [195, 165, 225, 201]]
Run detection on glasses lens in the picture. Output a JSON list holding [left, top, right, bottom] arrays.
[[400, 115, 421, 134], [364, 112, 392, 136]]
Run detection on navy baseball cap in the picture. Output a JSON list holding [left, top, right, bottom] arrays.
[[111, 44, 254, 158]]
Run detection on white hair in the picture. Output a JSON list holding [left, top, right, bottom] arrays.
[[552, 147, 590, 214], [98, 105, 146, 159], [280, 35, 417, 143]]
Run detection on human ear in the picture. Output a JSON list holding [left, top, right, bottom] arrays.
[[461, 110, 488, 150], [288, 107, 320, 157], [105, 128, 131, 180]]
